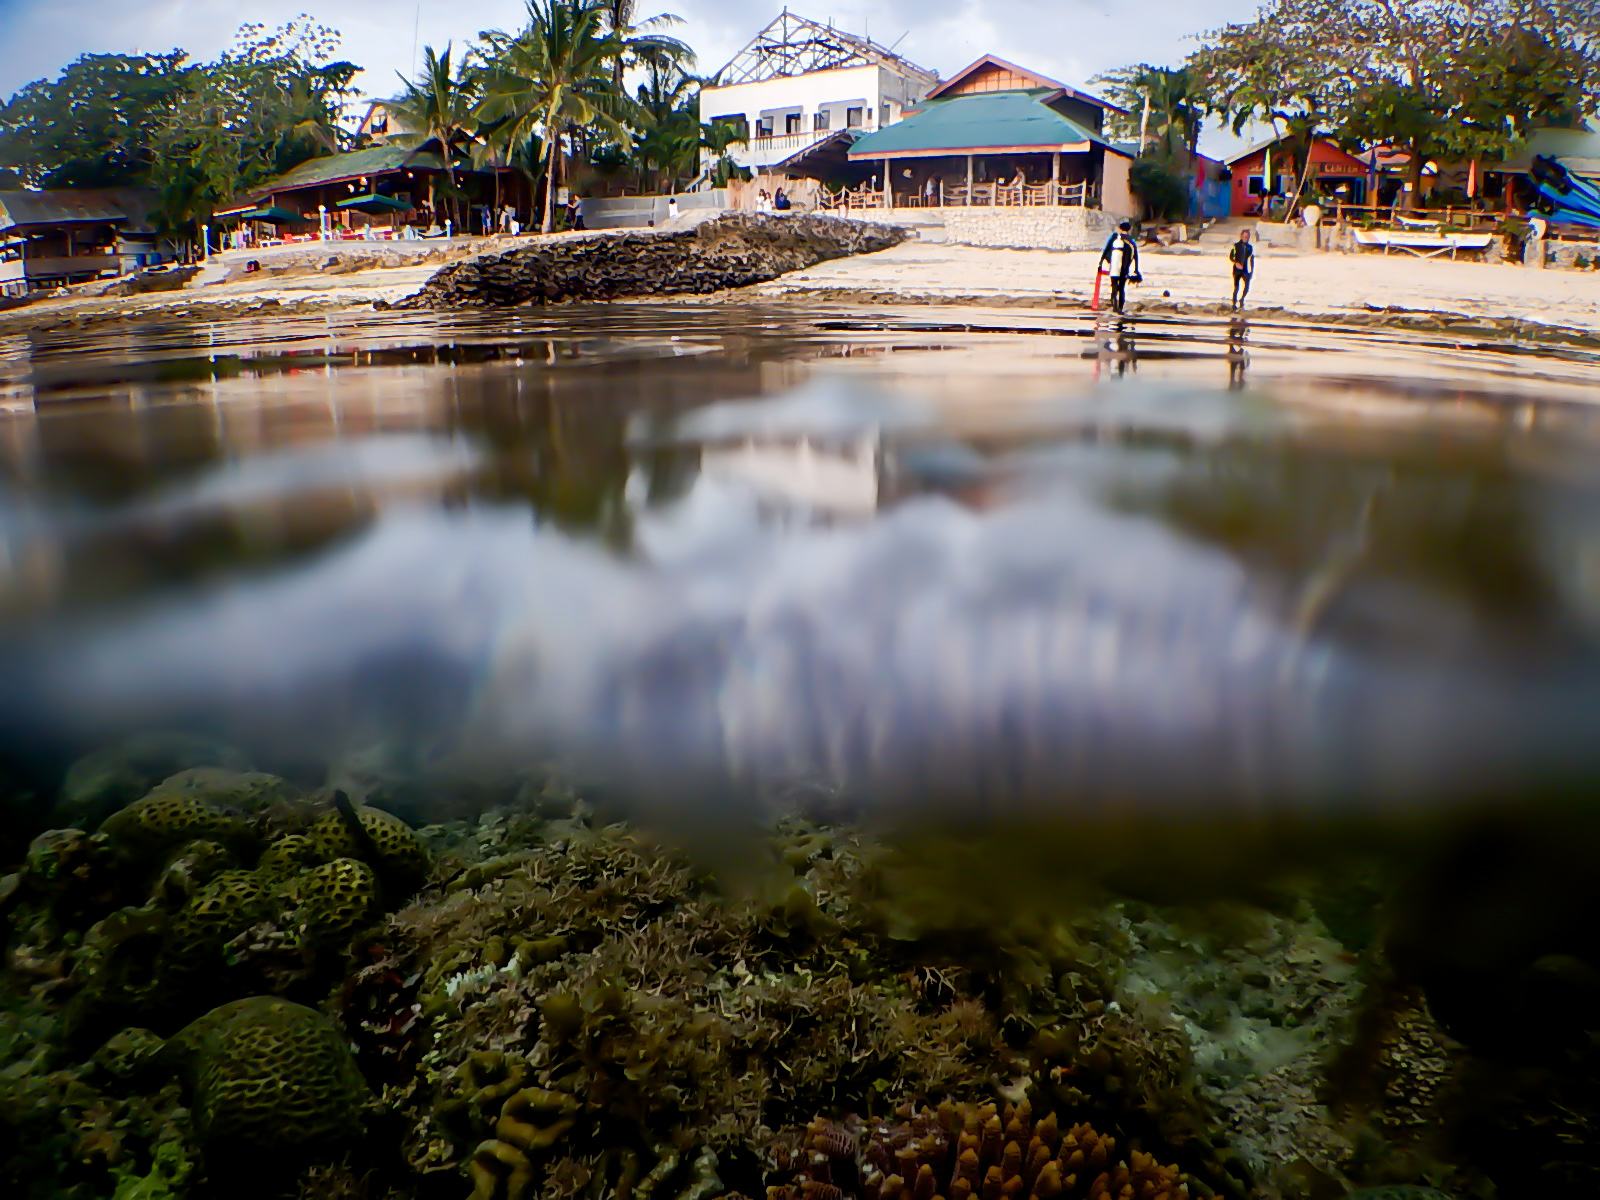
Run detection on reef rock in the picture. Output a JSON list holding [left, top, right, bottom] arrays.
[[390, 214, 908, 309]]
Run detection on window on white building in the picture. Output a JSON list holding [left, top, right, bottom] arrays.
[[846, 106, 863, 127], [814, 110, 830, 132], [785, 113, 802, 134], [757, 118, 774, 138]]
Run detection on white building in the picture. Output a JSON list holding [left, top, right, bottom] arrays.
[[701, 10, 939, 177]]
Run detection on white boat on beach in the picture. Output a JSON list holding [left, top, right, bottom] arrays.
[[1353, 228, 1496, 259]]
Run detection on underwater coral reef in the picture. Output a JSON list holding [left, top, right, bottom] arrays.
[[3, 735, 1598, 1200]]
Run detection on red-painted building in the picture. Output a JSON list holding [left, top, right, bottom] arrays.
[[1224, 136, 1369, 217]]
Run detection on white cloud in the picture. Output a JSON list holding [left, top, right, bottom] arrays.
[[0, 0, 1260, 154]]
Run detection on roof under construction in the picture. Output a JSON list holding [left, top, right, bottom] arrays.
[[711, 9, 938, 88]]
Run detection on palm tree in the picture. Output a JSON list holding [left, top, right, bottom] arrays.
[[1092, 63, 1205, 167], [387, 44, 480, 229], [476, 0, 634, 233], [598, 0, 695, 87], [700, 116, 747, 187], [633, 59, 701, 191]]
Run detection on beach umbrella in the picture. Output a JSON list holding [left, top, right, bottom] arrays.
[[218, 205, 304, 225], [336, 194, 412, 216]]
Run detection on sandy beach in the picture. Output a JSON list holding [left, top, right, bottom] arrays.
[[4, 223, 1600, 340], [756, 237, 1600, 335]]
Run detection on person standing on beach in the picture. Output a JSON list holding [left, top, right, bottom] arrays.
[[1098, 220, 1141, 313], [1229, 229, 1255, 309]]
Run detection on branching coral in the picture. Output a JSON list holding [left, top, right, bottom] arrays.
[[773, 1102, 1188, 1200], [774, 1107, 1190, 1200]]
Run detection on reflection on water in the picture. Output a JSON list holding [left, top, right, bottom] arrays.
[[3, 301, 1600, 833]]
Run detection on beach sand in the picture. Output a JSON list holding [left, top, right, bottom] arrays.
[[4, 227, 1600, 340], [755, 239, 1600, 336]]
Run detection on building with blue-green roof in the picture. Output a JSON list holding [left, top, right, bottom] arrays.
[[839, 55, 1134, 214]]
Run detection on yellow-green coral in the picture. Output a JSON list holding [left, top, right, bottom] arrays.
[[164, 996, 369, 1149], [307, 803, 429, 890], [256, 834, 323, 881], [286, 857, 380, 945], [145, 768, 299, 816], [162, 870, 273, 967], [99, 793, 251, 861]]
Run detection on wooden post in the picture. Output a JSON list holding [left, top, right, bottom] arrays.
[[966, 155, 974, 206], [1052, 152, 1061, 205], [884, 159, 892, 210]]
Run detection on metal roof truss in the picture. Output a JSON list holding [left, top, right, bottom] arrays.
[[714, 10, 935, 87]]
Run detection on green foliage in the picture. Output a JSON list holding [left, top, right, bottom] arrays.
[[0, 17, 359, 250], [701, 117, 748, 187], [0, 52, 190, 188], [386, 44, 480, 228], [474, 0, 637, 232], [1090, 64, 1206, 165], [1129, 157, 1190, 221], [1190, 0, 1600, 210], [632, 59, 702, 193]]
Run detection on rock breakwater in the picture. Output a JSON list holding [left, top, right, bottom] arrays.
[[388, 213, 909, 308]]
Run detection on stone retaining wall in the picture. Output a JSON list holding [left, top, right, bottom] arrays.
[[1536, 237, 1600, 270], [941, 206, 1119, 251]]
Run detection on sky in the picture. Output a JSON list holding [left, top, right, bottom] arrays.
[[0, 0, 1263, 155]]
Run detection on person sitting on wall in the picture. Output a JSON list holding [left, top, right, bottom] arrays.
[[773, 188, 792, 211]]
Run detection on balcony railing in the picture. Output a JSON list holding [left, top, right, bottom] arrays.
[[821, 180, 1101, 211], [721, 126, 867, 163]]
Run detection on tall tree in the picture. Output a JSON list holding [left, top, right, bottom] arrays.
[[1190, 7, 1340, 215], [386, 44, 480, 229], [1091, 64, 1206, 166], [596, 0, 695, 87], [0, 52, 190, 188], [632, 59, 701, 192], [1192, 0, 1600, 212], [0, 17, 358, 249], [476, 0, 633, 233]]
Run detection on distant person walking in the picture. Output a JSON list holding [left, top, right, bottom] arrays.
[[1229, 229, 1255, 309], [1098, 220, 1141, 313]]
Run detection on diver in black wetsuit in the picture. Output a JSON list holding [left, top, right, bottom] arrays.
[[1229, 229, 1255, 308], [1099, 220, 1141, 313]]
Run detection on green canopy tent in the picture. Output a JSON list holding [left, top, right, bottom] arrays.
[[214, 205, 305, 225], [335, 194, 411, 216]]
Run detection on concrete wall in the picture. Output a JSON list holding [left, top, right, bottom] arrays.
[[1101, 153, 1135, 220], [941, 206, 1120, 251], [580, 190, 729, 230]]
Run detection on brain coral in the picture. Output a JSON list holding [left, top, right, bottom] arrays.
[[99, 792, 252, 861], [307, 801, 430, 891], [287, 857, 380, 945], [164, 996, 370, 1149]]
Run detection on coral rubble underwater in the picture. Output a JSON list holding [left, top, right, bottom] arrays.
[[2, 735, 1598, 1200]]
